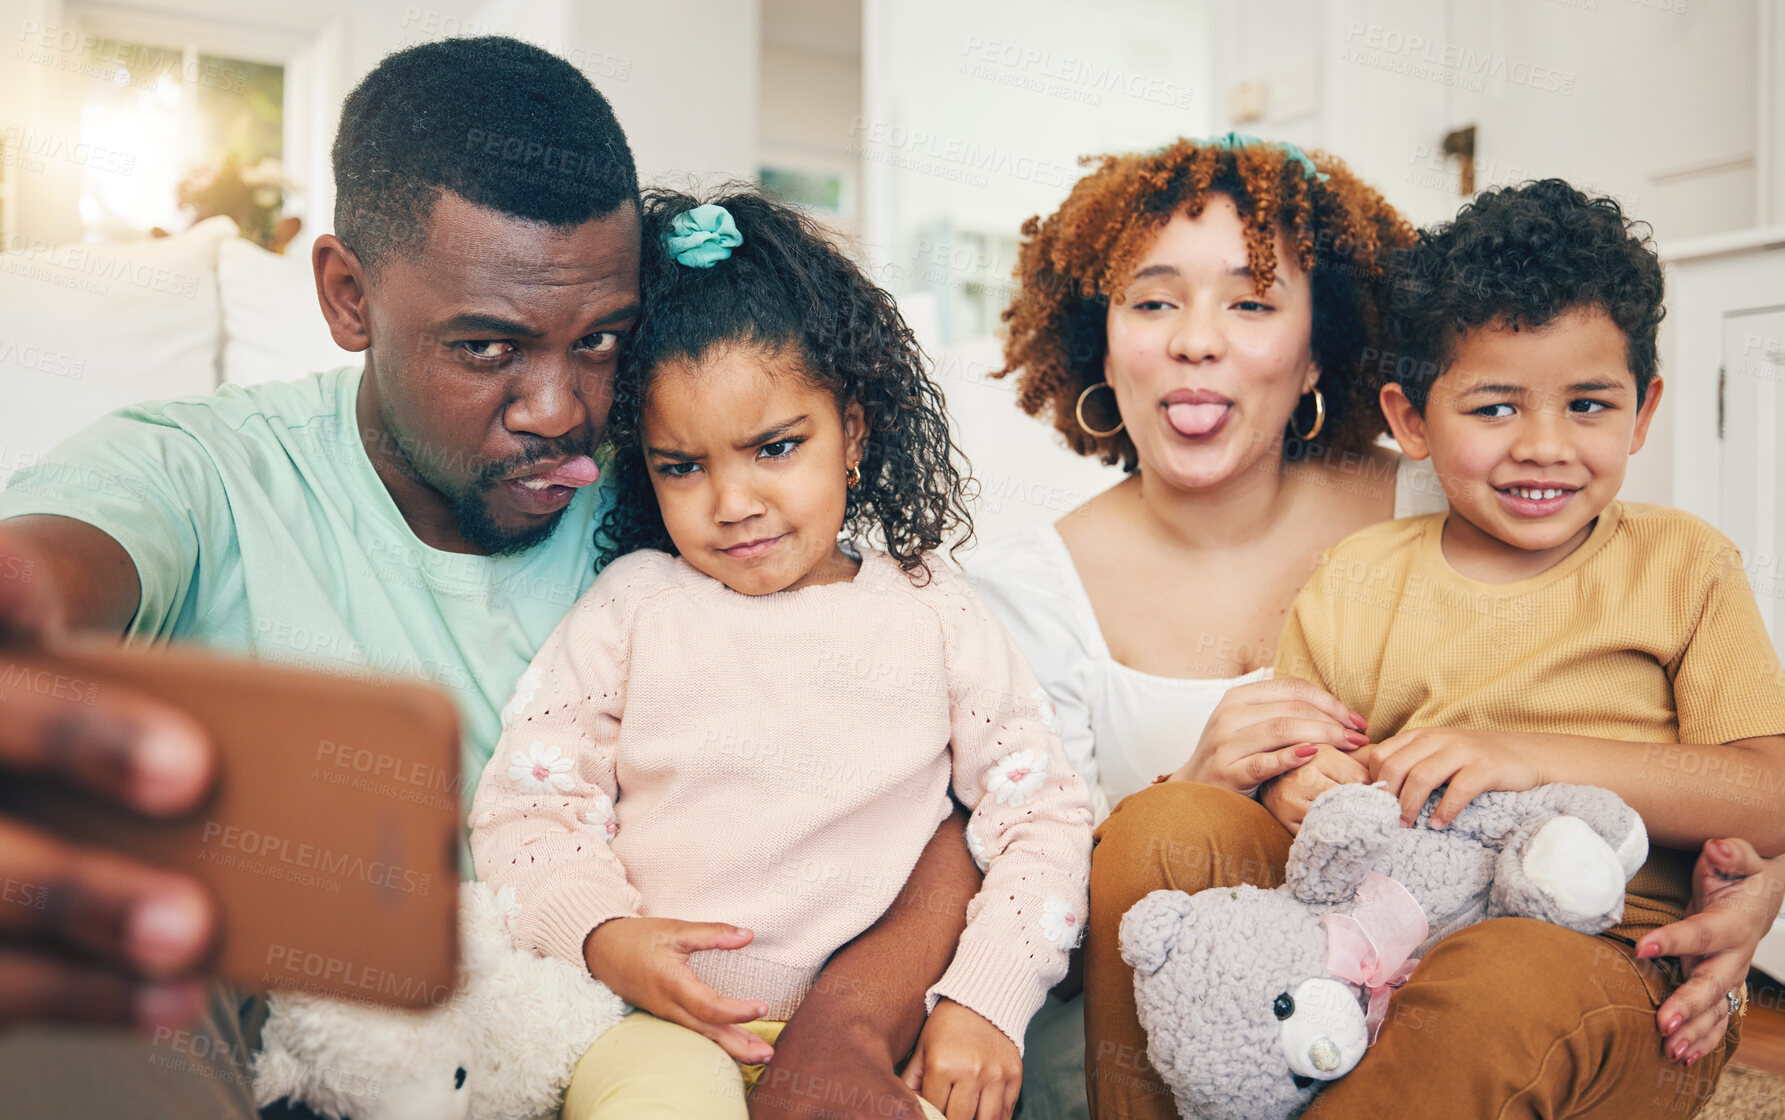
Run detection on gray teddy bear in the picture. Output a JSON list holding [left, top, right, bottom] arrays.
[[1118, 782, 1647, 1120]]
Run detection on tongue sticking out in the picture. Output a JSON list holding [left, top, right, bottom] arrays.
[[522, 455, 600, 488], [1166, 402, 1229, 437]]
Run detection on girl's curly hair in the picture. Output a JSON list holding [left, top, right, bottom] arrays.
[[999, 140, 1417, 468], [1389, 179, 1665, 412], [595, 187, 972, 583]]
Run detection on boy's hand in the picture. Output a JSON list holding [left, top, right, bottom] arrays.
[[1366, 727, 1543, 827], [1260, 744, 1367, 835], [900, 997, 1020, 1120], [1638, 838, 1785, 1066], [583, 916, 774, 1063]]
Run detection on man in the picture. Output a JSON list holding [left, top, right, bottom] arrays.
[[0, 36, 974, 1120]]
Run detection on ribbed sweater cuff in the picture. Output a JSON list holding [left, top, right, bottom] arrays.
[[523, 879, 639, 971], [925, 936, 1053, 1054]]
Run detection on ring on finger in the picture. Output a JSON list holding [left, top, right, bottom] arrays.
[[1726, 987, 1748, 1018]]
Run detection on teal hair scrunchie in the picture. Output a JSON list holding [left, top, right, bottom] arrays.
[[1156, 132, 1331, 184], [666, 203, 743, 268]]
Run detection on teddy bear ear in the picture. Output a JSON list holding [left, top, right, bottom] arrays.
[[250, 1041, 305, 1109], [1118, 889, 1199, 976]]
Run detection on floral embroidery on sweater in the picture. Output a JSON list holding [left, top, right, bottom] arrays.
[[1040, 897, 1082, 950], [500, 666, 543, 729], [1030, 686, 1063, 736], [985, 749, 1048, 808], [965, 822, 990, 872], [510, 741, 576, 795], [581, 793, 619, 842]]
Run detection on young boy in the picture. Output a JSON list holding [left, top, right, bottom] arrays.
[[1264, 178, 1785, 1118]]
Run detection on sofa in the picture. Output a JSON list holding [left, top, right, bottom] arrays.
[[0, 215, 361, 483]]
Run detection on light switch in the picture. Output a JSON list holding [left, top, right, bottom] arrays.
[[1230, 80, 1266, 124]]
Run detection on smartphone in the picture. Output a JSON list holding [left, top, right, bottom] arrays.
[[0, 639, 461, 1009]]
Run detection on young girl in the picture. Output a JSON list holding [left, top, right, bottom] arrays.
[[469, 190, 1092, 1120]]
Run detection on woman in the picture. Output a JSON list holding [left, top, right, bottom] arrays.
[[967, 137, 1773, 1118], [966, 135, 1438, 1119]]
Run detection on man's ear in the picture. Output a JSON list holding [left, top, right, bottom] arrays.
[[1628, 375, 1664, 455], [843, 401, 869, 467], [313, 235, 371, 354], [1379, 383, 1430, 460]]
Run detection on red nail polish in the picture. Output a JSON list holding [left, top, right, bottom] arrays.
[[1667, 1016, 1681, 1033]]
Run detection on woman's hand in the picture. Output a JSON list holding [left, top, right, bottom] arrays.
[[1259, 744, 1368, 835], [1169, 678, 1368, 796], [1637, 838, 1785, 1066], [583, 916, 774, 1063], [1365, 727, 1545, 827]]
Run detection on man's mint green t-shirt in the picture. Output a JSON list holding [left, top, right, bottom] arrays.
[[0, 366, 611, 816]]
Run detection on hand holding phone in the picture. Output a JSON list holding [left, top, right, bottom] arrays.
[[0, 534, 217, 1032], [0, 639, 462, 1016]]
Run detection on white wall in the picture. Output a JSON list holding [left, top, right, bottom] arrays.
[[862, 0, 1210, 272], [563, 0, 758, 192], [759, 40, 862, 237], [758, 0, 863, 238], [1211, 0, 1763, 235]]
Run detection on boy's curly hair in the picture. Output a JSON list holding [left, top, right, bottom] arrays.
[[1389, 178, 1665, 412], [998, 140, 1417, 469], [595, 187, 972, 583]]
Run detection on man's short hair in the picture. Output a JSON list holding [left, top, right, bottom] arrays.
[[332, 36, 639, 275]]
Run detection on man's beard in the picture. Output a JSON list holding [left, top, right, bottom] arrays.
[[389, 423, 590, 557], [450, 483, 570, 557]]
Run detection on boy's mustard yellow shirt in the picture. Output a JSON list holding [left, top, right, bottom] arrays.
[[1276, 500, 1785, 936]]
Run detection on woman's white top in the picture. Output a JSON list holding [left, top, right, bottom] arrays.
[[966, 455, 1447, 819]]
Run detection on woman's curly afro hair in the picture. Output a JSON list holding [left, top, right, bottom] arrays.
[[1389, 178, 1665, 412], [998, 140, 1417, 468], [595, 187, 972, 583]]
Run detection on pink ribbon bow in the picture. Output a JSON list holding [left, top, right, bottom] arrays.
[[1322, 872, 1428, 1043]]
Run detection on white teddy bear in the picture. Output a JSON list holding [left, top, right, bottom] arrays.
[[252, 880, 628, 1120]]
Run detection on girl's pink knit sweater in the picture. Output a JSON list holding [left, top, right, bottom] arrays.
[[469, 546, 1092, 1049]]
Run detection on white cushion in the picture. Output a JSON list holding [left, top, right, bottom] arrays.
[[0, 215, 236, 480], [218, 237, 362, 387]]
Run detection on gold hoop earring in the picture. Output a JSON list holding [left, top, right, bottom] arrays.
[[1291, 387, 1326, 441], [1075, 382, 1125, 438], [846, 463, 861, 490]]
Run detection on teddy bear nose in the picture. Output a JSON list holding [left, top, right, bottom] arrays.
[[1278, 978, 1369, 1083], [1309, 1037, 1342, 1072]]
